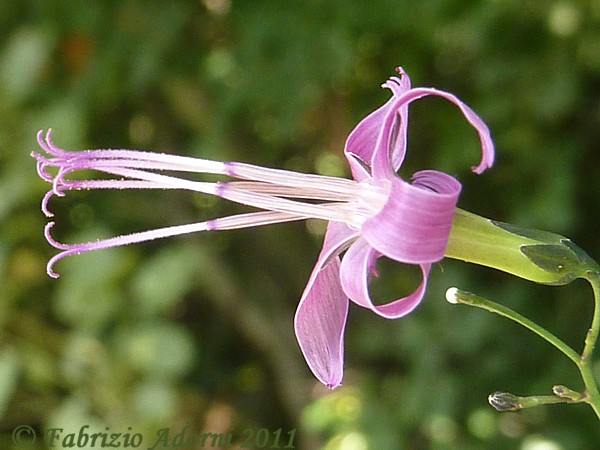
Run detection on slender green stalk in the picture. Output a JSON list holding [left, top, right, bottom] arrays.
[[446, 288, 580, 365], [446, 209, 600, 417], [579, 271, 600, 418], [446, 286, 600, 419], [488, 391, 576, 411]]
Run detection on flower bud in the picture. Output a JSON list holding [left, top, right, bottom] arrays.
[[488, 392, 521, 411]]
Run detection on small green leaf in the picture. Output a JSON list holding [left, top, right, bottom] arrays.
[[520, 240, 598, 285], [520, 244, 579, 284]]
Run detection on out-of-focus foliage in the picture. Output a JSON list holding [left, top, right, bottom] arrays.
[[2, 0, 600, 448]]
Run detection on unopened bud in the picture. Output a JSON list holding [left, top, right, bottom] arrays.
[[552, 385, 583, 402], [488, 392, 521, 411]]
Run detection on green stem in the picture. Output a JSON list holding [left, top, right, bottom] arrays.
[[446, 288, 580, 366], [580, 271, 600, 418], [446, 209, 600, 417], [447, 286, 600, 419]]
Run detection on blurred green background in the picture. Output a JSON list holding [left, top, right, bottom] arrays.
[[2, 0, 600, 449]]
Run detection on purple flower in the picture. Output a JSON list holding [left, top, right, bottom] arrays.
[[33, 68, 494, 388]]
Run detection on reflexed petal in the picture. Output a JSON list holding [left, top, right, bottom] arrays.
[[385, 87, 495, 175], [344, 72, 411, 180], [340, 237, 431, 318], [345, 72, 495, 185], [344, 96, 397, 181], [361, 172, 461, 264], [294, 222, 358, 388]]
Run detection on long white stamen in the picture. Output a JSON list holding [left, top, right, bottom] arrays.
[[208, 210, 307, 230], [226, 181, 356, 201], [36, 130, 394, 278], [84, 166, 219, 195], [60, 164, 381, 227], [227, 162, 357, 194], [59, 154, 227, 175], [216, 185, 356, 224], [44, 210, 308, 278]]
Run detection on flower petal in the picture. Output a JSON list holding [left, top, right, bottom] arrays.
[[344, 97, 397, 181], [361, 171, 461, 264], [380, 87, 495, 175], [294, 223, 358, 388], [344, 72, 411, 180], [339, 237, 431, 319]]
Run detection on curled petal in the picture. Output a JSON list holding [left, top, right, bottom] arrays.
[[411, 169, 463, 193], [346, 71, 494, 184], [344, 73, 411, 180], [389, 87, 495, 175], [361, 172, 461, 264], [344, 98, 397, 181], [340, 237, 431, 319], [294, 222, 358, 388]]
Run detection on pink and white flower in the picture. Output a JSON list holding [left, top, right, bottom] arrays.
[[33, 68, 494, 388]]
